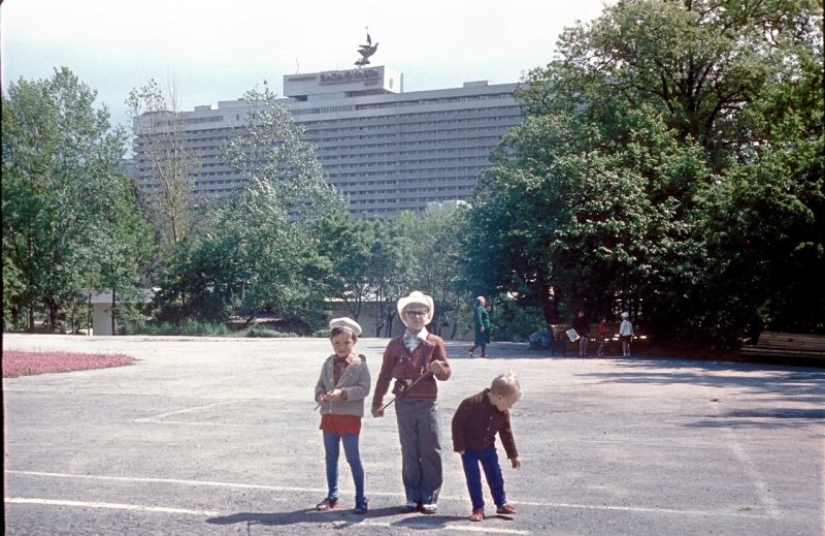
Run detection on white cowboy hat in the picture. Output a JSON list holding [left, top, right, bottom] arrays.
[[621, 312, 629, 319], [329, 317, 362, 337], [397, 291, 435, 325]]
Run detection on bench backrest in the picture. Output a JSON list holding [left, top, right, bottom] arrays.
[[757, 331, 825, 350]]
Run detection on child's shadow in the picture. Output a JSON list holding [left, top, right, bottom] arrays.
[[206, 508, 362, 528], [207, 507, 467, 529]]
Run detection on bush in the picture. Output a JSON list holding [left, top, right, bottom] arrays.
[[117, 318, 300, 338], [241, 325, 298, 338], [490, 301, 546, 342]]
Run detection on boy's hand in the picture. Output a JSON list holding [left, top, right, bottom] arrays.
[[371, 406, 384, 418], [511, 457, 522, 469], [429, 360, 445, 376]]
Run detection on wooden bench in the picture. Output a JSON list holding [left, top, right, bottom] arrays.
[[741, 331, 825, 360]]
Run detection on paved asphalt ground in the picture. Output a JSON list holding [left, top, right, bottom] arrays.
[[3, 334, 824, 536]]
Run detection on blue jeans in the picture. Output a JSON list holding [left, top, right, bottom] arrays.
[[461, 447, 506, 510], [395, 399, 443, 504], [323, 431, 365, 502]]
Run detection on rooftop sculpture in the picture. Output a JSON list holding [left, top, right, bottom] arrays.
[[355, 31, 379, 67]]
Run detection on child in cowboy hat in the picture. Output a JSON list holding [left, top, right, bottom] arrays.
[[314, 317, 371, 514], [371, 291, 452, 514]]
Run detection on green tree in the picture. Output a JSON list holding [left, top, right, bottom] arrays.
[[155, 83, 347, 332], [400, 207, 468, 338], [465, 0, 823, 348], [222, 82, 343, 223], [368, 217, 417, 337], [127, 79, 198, 247], [312, 213, 376, 321], [2, 67, 151, 331]]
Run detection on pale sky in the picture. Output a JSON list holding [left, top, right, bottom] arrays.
[[1, 0, 610, 129]]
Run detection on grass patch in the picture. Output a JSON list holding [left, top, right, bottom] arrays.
[[2, 350, 136, 378]]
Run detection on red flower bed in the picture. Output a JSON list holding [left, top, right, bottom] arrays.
[[2, 350, 136, 378]]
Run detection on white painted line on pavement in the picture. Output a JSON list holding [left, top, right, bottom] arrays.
[[134, 401, 238, 422], [135, 419, 232, 427], [4, 497, 530, 535], [5, 497, 219, 517], [821, 436, 825, 531], [6, 470, 323, 494], [358, 520, 531, 534], [6, 470, 771, 519], [516, 500, 761, 517], [710, 403, 782, 519]]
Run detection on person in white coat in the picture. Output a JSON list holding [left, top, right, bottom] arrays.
[[619, 312, 634, 357]]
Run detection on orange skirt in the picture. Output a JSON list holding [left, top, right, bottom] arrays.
[[320, 413, 361, 435]]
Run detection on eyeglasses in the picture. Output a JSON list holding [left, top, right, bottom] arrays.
[[405, 310, 428, 317]]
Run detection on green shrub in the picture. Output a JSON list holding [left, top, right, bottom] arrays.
[[242, 325, 298, 338], [490, 301, 546, 342], [115, 318, 303, 338]]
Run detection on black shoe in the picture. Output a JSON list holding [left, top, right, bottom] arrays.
[[353, 498, 369, 515]]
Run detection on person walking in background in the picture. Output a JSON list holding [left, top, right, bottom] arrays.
[[314, 317, 371, 514], [573, 310, 590, 357], [371, 291, 452, 514], [468, 296, 491, 358], [619, 312, 634, 357], [596, 317, 608, 357], [452, 372, 522, 522]]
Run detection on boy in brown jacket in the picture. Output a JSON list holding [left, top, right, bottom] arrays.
[[371, 291, 451, 514], [451, 372, 522, 522]]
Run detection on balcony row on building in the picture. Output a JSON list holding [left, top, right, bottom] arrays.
[[130, 65, 525, 219]]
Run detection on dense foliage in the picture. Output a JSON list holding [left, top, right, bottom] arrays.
[[2, 68, 152, 332], [462, 0, 824, 348], [4, 1, 822, 348]]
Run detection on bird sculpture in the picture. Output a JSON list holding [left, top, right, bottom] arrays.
[[355, 32, 379, 67]]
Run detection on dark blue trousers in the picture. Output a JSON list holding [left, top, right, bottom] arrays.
[[461, 446, 506, 510]]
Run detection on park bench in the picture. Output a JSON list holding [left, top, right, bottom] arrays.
[[529, 323, 647, 356], [740, 331, 825, 360]]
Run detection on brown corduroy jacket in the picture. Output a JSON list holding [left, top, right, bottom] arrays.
[[451, 388, 518, 459], [371, 333, 450, 410]]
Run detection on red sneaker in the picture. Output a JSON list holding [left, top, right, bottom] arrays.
[[469, 508, 484, 522], [315, 498, 338, 511], [496, 504, 516, 515]]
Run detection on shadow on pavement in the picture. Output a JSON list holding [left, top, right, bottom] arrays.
[[206, 507, 467, 529], [206, 508, 366, 528]]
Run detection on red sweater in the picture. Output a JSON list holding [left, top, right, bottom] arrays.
[[372, 333, 451, 409]]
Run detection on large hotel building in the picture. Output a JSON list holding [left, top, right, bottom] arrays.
[[132, 65, 524, 219]]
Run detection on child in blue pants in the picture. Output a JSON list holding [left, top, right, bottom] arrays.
[[451, 372, 522, 522], [314, 317, 371, 514]]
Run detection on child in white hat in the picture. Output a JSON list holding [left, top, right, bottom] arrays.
[[314, 317, 371, 514], [619, 312, 634, 357], [371, 291, 452, 514]]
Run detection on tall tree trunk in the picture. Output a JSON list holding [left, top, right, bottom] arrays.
[[47, 299, 59, 332], [111, 288, 117, 336], [88, 291, 93, 335]]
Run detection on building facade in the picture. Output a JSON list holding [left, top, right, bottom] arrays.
[[132, 66, 523, 219]]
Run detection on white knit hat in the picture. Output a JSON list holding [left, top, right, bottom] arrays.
[[329, 317, 362, 337]]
